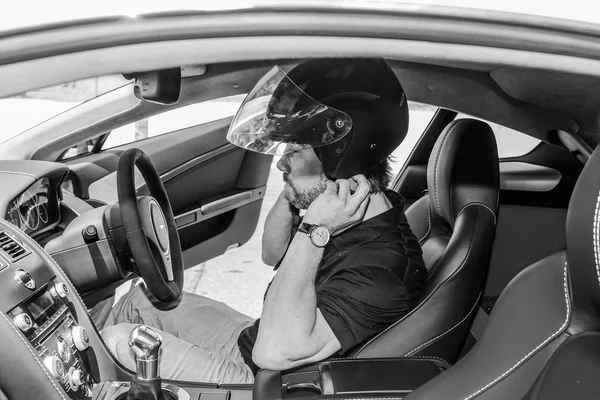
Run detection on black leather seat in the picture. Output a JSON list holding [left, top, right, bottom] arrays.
[[352, 119, 499, 365], [406, 139, 600, 399]]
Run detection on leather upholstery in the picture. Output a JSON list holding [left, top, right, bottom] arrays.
[[407, 139, 600, 399], [427, 120, 499, 229], [523, 333, 600, 400], [352, 119, 499, 364], [565, 148, 600, 332]]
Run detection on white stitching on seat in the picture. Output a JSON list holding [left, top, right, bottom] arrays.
[[405, 293, 481, 357], [0, 170, 39, 179], [593, 189, 600, 288], [455, 202, 497, 227], [433, 123, 455, 219], [419, 204, 432, 244], [0, 311, 67, 400], [407, 355, 451, 366], [463, 263, 570, 400]]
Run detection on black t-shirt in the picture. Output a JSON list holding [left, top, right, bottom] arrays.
[[237, 190, 427, 374]]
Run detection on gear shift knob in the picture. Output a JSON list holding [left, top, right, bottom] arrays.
[[128, 325, 162, 380]]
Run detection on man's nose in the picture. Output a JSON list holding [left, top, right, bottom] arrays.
[[276, 156, 287, 172]]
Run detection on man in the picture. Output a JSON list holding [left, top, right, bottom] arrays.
[[95, 58, 427, 384]]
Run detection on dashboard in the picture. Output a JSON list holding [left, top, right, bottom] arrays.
[[5, 177, 60, 236]]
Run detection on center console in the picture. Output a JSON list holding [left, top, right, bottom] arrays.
[[9, 279, 94, 398], [253, 357, 446, 400]]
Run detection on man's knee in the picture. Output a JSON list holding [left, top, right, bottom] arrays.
[[101, 324, 137, 370]]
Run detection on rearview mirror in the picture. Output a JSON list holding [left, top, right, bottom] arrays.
[[128, 68, 181, 105]]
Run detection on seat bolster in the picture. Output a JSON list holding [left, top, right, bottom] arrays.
[[353, 207, 494, 361], [407, 252, 571, 400], [405, 195, 431, 243]]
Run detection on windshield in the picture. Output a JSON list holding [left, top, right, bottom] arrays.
[[0, 75, 131, 144]]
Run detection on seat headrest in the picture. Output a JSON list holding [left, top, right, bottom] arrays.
[[567, 144, 600, 328], [427, 119, 500, 228]]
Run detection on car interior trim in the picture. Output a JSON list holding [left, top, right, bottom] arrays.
[[174, 186, 265, 229], [3, 36, 600, 101], [556, 130, 593, 164], [0, 311, 68, 399], [499, 162, 562, 192], [463, 263, 570, 400], [407, 355, 451, 368], [0, 170, 39, 179], [161, 143, 237, 184], [405, 293, 481, 357]]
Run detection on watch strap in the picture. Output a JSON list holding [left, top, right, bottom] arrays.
[[298, 222, 315, 235]]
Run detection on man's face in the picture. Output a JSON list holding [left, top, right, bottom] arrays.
[[276, 147, 328, 209]]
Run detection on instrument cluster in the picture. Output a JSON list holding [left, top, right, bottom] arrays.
[[6, 177, 59, 236]]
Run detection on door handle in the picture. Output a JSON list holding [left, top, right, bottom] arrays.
[[200, 191, 253, 215], [174, 187, 265, 229]]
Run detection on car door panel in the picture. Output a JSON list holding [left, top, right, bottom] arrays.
[[64, 116, 271, 270]]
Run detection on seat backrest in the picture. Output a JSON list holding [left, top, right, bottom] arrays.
[[407, 140, 600, 400], [352, 119, 499, 364]]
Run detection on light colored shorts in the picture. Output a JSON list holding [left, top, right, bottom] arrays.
[[91, 284, 255, 384]]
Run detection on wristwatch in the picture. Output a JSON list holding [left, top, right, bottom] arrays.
[[298, 222, 331, 248]]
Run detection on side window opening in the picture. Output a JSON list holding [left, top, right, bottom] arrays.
[[102, 94, 247, 150], [59, 94, 247, 160], [388, 102, 438, 180]]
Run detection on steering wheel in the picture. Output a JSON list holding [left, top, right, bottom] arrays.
[[116, 148, 183, 303]]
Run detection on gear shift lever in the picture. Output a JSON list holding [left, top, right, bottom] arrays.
[[126, 325, 168, 400], [129, 325, 162, 380]]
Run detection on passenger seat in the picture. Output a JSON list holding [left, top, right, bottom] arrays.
[[351, 119, 499, 365]]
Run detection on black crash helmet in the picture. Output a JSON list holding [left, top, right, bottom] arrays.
[[226, 58, 409, 178]]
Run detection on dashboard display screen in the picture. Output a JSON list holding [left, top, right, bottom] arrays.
[[26, 290, 55, 320], [6, 177, 58, 235]]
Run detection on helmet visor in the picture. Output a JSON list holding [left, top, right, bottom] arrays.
[[226, 66, 352, 155]]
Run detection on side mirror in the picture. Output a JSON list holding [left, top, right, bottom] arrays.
[[127, 68, 181, 105]]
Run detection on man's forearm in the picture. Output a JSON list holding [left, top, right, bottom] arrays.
[[254, 233, 325, 366], [261, 192, 296, 266]]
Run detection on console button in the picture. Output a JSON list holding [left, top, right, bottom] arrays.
[[72, 325, 90, 351], [70, 368, 84, 388], [14, 313, 33, 331], [43, 355, 64, 378], [57, 336, 71, 363], [50, 282, 69, 299]]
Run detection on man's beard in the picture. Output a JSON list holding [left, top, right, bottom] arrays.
[[287, 180, 327, 210]]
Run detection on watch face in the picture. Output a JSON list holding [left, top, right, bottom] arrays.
[[311, 226, 331, 247]]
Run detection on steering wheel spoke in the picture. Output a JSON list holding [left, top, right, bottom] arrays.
[[137, 196, 175, 282]]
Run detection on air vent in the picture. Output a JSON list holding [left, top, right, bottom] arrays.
[[0, 232, 29, 261]]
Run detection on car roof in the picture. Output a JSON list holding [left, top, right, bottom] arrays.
[[2, 0, 600, 35]]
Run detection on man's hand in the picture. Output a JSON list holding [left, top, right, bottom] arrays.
[[303, 175, 371, 235]]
